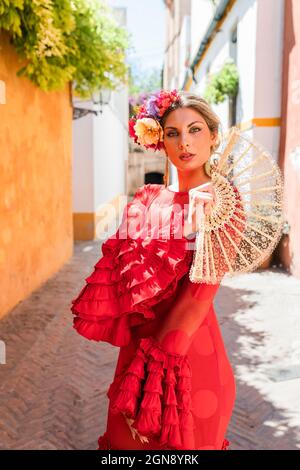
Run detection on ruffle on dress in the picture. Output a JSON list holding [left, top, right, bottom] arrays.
[[71, 185, 194, 347], [107, 336, 195, 450]]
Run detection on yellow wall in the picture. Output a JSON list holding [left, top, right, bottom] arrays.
[[0, 31, 73, 318]]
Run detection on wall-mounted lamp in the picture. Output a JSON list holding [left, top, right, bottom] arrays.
[[72, 88, 112, 120]]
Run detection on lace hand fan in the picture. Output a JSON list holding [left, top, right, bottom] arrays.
[[188, 126, 285, 284]]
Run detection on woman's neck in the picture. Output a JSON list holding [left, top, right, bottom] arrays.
[[176, 167, 211, 192]]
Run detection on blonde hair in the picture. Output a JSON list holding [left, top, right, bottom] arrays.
[[160, 90, 222, 155]]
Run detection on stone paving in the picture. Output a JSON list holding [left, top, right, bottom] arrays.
[[218, 268, 300, 450], [0, 239, 299, 450]]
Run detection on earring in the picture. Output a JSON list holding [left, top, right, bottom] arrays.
[[204, 158, 212, 177], [163, 157, 170, 187], [205, 149, 222, 177]]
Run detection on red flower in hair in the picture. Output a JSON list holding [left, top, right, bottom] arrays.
[[129, 89, 181, 151]]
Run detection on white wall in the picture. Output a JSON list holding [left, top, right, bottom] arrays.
[[179, 14, 191, 87], [188, 0, 284, 162], [190, 0, 257, 133], [236, 1, 257, 126], [72, 4, 129, 231], [93, 88, 128, 209], [72, 112, 94, 213], [190, 0, 214, 60], [254, 0, 284, 160]]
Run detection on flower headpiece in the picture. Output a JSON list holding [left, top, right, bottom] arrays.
[[129, 89, 181, 152]]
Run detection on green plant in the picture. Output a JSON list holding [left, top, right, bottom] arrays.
[[0, 0, 130, 98], [204, 59, 239, 105]]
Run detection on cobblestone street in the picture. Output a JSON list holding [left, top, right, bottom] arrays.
[[0, 240, 299, 450]]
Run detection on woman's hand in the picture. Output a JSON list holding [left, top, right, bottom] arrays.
[[184, 182, 215, 238], [122, 412, 149, 444]]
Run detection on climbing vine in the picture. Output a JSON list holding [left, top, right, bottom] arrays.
[[0, 0, 130, 98]]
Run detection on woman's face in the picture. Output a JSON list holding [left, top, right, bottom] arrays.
[[162, 107, 217, 171]]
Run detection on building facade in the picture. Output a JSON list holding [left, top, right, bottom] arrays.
[[163, 0, 300, 277]]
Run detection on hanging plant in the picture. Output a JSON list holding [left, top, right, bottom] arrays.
[[0, 0, 130, 98], [204, 59, 239, 105]]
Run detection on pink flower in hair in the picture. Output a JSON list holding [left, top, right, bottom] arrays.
[[129, 89, 181, 151]]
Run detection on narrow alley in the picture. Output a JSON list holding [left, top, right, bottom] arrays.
[[0, 240, 299, 450]]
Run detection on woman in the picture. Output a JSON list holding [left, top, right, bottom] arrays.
[[71, 90, 243, 450]]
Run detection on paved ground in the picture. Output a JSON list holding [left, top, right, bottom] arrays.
[[0, 239, 299, 450], [218, 268, 300, 450]]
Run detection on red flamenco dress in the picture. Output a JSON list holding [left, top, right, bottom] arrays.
[[71, 183, 244, 450]]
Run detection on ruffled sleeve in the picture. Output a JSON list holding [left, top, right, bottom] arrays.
[[106, 279, 221, 450], [107, 335, 195, 450], [71, 184, 194, 347]]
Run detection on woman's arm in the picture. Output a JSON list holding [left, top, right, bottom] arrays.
[[153, 275, 220, 355]]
